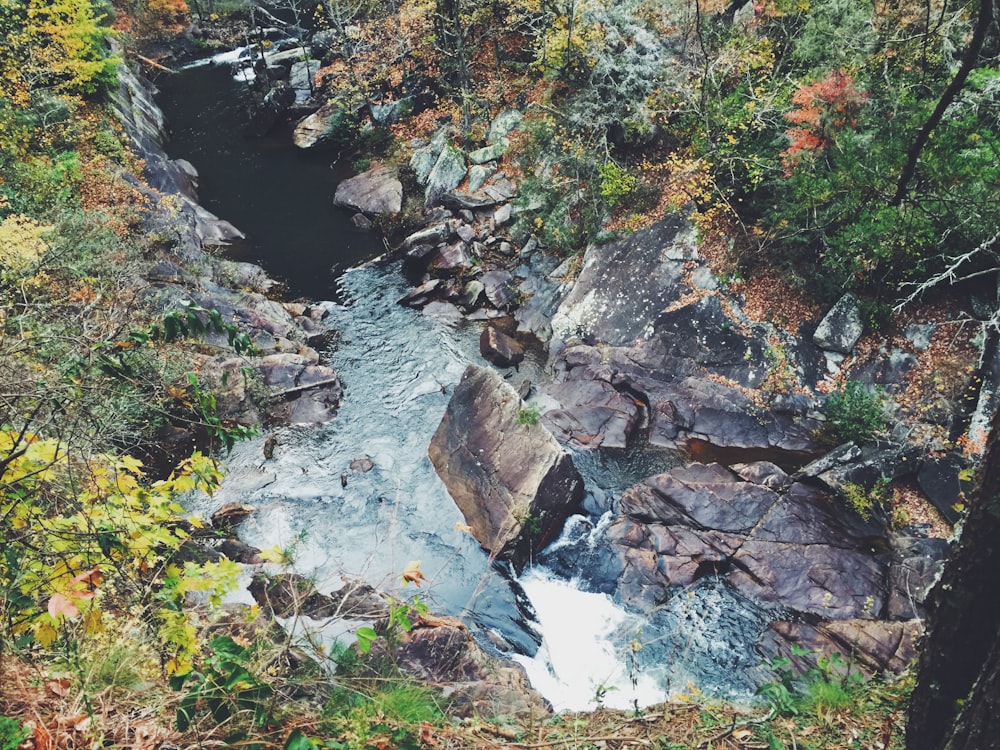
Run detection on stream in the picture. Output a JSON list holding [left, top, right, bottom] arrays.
[[158, 57, 771, 712]]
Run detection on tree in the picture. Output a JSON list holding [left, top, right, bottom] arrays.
[[906, 386, 1000, 749], [0, 0, 118, 108]]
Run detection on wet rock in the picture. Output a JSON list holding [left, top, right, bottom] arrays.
[[480, 326, 525, 368], [248, 573, 337, 619], [621, 463, 779, 533], [761, 619, 921, 675], [645, 376, 823, 457], [334, 165, 402, 216], [481, 270, 516, 308], [328, 580, 389, 619], [607, 465, 895, 620], [428, 365, 584, 568], [350, 455, 375, 473], [398, 278, 441, 308], [351, 213, 372, 230], [813, 293, 864, 354], [389, 615, 549, 718], [211, 502, 255, 529], [541, 379, 642, 449], [730, 538, 886, 618], [293, 101, 343, 149], [217, 538, 263, 564], [428, 242, 472, 275], [401, 223, 450, 251]]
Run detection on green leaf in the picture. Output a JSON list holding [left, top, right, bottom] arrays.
[[355, 626, 377, 654], [284, 729, 317, 750]]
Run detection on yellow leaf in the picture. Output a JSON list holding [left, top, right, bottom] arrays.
[[34, 619, 59, 647], [402, 560, 426, 587], [258, 545, 287, 564]]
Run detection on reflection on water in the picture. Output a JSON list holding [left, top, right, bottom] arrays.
[[155, 62, 382, 301]]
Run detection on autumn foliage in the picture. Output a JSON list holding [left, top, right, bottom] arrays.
[[781, 71, 869, 174]]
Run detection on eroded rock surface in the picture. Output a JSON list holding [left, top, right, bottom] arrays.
[[428, 365, 583, 567]]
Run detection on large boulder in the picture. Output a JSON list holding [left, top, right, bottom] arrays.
[[550, 216, 693, 350], [425, 145, 467, 206], [333, 165, 403, 216], [428, 365, 584, 568], [760, 619, 922, 675], [606, 463, 898, 621], [813, 293, 864, 354]]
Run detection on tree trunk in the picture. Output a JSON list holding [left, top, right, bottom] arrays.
[[906, 362, 1000, 750], [890, 0, 994, 206]]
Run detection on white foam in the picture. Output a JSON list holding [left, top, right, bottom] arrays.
[[513, 569, 667, 712]]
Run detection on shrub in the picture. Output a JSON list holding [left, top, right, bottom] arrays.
[[822, 381, 888, 445]]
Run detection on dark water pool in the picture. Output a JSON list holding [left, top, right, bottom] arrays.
[[155, 63, 383, 300]]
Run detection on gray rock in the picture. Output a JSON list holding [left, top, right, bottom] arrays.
[[426, 145, 467, 205], [467, 164, 494, 194], [459, 279, 484, 308], [289, 59, 320, 103], [481, 270, 516, 308], [904, 323, 936, 350], [351, 213, 372, 230], [456, 223, 477, 242], [916, 452, 971, 523], [493, 203, 513, 225], [369, 96, 411, 125], [402, 223, 450, 250], [334, 165, 402, 216], [410, 147, 438, 186], [468, 139, 508, 164], [814, 293, 864, 354], [428, 365, 584, 568], [487, 109, 523, 143], [309, 29, 338, 56], [550, 216, 692, 349], [479, 326, 525, 368]]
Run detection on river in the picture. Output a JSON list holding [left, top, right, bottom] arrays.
[[158, 56, 769, 712]]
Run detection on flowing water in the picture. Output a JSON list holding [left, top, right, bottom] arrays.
[[160, 54, 770, 712]]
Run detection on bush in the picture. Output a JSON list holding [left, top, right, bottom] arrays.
[[822, 381, 888, 445]]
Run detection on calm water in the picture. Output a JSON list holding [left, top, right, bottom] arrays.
[[155, 63, 382, 301]]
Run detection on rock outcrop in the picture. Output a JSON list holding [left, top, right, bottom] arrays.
[[602, 461, 947, 673], [333, 165, 403, 216], [428, 365, 584, 568]]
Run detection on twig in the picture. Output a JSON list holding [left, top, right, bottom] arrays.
[[133, 54, 177, 74]]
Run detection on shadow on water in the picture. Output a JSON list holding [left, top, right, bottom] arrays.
[[154, 63, 383, 301]]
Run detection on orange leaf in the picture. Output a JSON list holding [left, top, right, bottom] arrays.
[[402, 560, 426, 587], [48, 593, 79, 620]]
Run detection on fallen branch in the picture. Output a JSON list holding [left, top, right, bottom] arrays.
[[134, 53, 177, 74]]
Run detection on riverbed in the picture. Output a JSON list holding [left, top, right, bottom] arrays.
[[159, 58, 770, 711]]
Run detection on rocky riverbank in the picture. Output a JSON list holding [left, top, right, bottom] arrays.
[[127, 14, 993, 711]]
